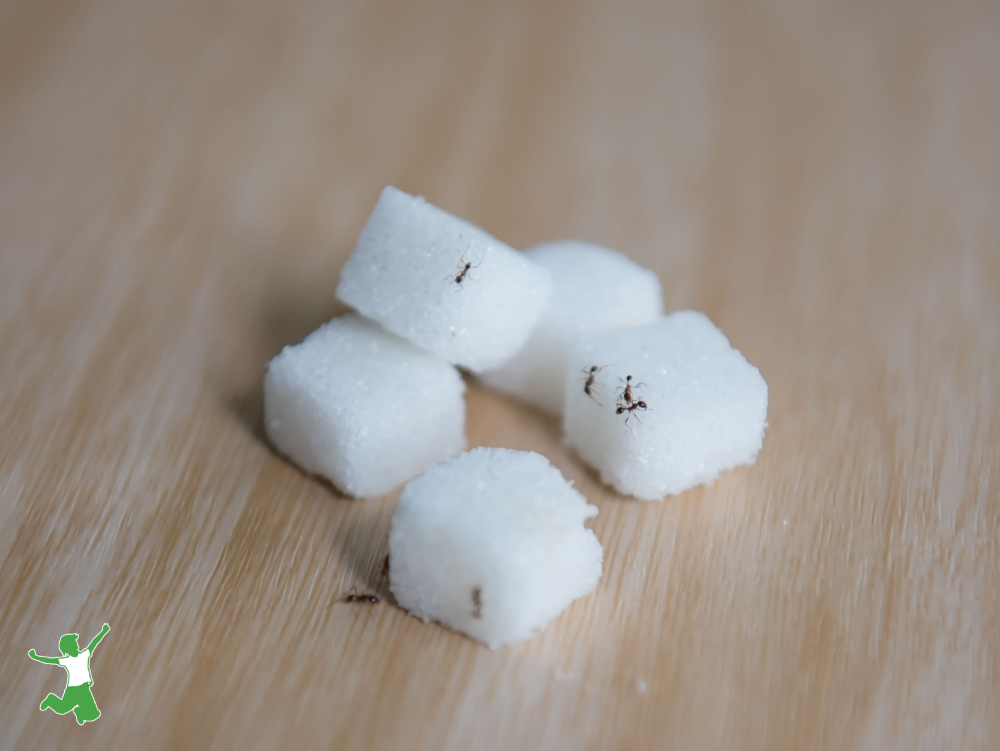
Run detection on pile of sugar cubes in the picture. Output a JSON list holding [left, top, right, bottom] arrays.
[[264, 186, 768, 647]]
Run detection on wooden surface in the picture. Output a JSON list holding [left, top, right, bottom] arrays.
[[1, 1, 998, 749]]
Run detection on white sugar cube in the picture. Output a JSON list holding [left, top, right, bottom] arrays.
[[389, 447, 603, 648], [336, 186, 553, 372], [479, 241, 663, 414], [264, 315, 466, 497], [564, 311, 768, 500]]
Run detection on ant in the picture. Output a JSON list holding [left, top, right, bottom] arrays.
[[341, 587, 379, 604], [617, 375, 646, 407], [454, 260, 474, 284], [582, 365, 603, 404], [448, 251, 483, 288], [380, 553, 390, 578], [471, 586, 483, 619], [616, 399, 649, 426]]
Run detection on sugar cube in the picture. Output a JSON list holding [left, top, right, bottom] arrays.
[[336, 186, 553, 372], [263, 314, 466, 497], [564, 311, 768, 500], [479, 241, 663, 413], [388, 447, 603, 648]]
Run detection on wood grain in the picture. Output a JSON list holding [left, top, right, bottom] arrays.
[[1, 1, 998, 749]]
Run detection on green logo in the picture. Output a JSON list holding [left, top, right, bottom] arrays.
[[28, 624, 110, 725]]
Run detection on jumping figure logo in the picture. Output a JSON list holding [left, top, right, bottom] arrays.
[[28, 623, 110, 725]]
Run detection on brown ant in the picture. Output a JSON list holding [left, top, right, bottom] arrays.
[[455, 260, 473, 284], [616, 399, 649, 425], [582, 365, 603, 404], [341, 587, 379, 604], [617, 375, 646, 407], [471, 586, 483, 619], [380, 553, 390, 578], [448, 251, 483, 288]]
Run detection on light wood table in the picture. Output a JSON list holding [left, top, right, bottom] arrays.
[[2, 1, 997, 749]]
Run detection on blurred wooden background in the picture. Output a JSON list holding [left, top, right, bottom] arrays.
[[1, 1, 997, 749]]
